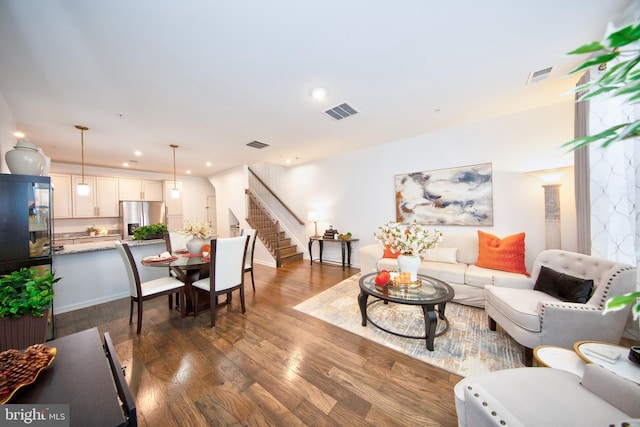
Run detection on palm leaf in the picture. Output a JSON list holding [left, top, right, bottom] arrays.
[[603, 291, 640, 315]]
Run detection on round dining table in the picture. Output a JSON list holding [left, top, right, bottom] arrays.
[[142, 252, 210, 315]]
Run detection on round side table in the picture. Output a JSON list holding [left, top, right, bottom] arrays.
[[533, 345, 586, 377], [574, 341, 640, 384]]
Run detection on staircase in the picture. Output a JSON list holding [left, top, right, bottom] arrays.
[[246, 190, 303, 267]]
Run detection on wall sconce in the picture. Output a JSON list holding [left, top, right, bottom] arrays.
[[170, 144, 180, 199], [75, 125, 90, 196], [307, 211, 326, 238], [528, 167, 572, 250]]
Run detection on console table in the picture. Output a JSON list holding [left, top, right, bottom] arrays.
[[308, 237, 358, 270], [10, 327, 132, 426]]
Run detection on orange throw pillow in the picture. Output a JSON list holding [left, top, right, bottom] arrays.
[[475, 231, 529, 275], [383, 245, 400, 259]]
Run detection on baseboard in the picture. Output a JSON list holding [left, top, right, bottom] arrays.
[[55, 292, 129, 314]]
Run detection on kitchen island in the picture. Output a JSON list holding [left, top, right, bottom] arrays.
[[53, 239, 168, 314]]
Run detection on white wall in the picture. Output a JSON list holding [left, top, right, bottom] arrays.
[[241, 101, 577, 271], [0, 92, 16, 174], [208, 165, 277, 268], [208, 165, 247, 238]]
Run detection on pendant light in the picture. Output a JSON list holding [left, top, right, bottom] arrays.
[[75, 125, 90, 196], [170, 144, 180, 199]]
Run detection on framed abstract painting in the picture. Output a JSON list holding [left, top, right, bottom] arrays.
[[395, 163, 493, 226]]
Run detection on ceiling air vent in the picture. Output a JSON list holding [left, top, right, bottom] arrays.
[[324, 102, 359, 120], [527, 66, 553, 84], [246, 140, 269, 149]]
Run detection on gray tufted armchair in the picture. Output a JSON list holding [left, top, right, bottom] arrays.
[[484, 249, 636, 365]]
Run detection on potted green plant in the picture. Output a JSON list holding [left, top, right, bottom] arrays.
[[86, 226, 98, 237], [564, 21, 640, 150], [0, 268, 59, 351], [131, 223, 168, 240]]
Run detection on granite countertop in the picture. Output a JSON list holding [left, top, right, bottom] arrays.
[[53, 239, 166, 255], [54, 231, 121, 240]]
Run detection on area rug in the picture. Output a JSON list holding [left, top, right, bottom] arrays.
[[294, 274, 524, 377]]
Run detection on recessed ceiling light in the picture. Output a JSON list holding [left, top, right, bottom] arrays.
[[13, 131, 25, 138], [206, 162, 212, 167], [134, 150, 142, 156], [285, 159, 291, 164], [123, 162, 129, 167], [311, 88, 327, 100], [186, 170, 191, 174]]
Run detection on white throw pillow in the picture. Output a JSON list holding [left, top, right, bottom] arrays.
[[424, 247, 458, 264]]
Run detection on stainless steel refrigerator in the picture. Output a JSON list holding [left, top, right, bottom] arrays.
[[119, 201, 166, 239]]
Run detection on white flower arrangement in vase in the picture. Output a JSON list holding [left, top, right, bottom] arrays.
[[180, 218, 214, 254], [374, 220, 443, 282], [374, 219, 443, 257], [180, 218, 214, 240]]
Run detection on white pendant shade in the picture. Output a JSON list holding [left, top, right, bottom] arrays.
[[77, 182, 90, 196], [76, 125, 89, 196], [170, 144, 180, 199]]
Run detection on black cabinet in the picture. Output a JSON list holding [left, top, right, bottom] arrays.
[[0, 174, 54, 339], [0, 174, 53, 274]]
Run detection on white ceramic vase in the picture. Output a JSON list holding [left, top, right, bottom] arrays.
[[5, 139, 45, 176], [397, 254, 421, 282], [186, 236, 205, 255]]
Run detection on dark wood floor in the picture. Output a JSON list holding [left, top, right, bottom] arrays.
[[54, 259, 462, 426]]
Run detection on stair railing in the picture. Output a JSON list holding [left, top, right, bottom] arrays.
[[247, 167, 306, 265], [245, 189, 282, 265]]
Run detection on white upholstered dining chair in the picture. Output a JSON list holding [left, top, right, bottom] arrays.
[[192, 236, 249, 327], [240, 228, 258, 291], [164, 232, 190, 253], [115, 241, 186, 334], [164, 231, 191, 306]]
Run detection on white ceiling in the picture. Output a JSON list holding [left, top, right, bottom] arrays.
[[0, 0, 632, 177]]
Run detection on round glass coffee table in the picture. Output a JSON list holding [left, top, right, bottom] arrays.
[[358, 272, 454, 351]]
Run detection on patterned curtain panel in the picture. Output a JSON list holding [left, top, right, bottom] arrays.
[[588, 81, 639, 266], [587, 61, 640, 339]]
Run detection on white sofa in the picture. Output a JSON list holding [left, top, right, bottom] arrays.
[[359, 230, 531, 307]]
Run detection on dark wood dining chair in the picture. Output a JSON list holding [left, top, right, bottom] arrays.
[[191, 236, 249, 327], [164, 232, 191, 306], [115, 241, 186, 334], [240, 228, 258, 291]]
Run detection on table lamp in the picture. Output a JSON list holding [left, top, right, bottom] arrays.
[[307, 211, 326, 238]]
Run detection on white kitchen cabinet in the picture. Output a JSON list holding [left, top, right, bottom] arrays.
[[163, 180, 183, 215], [72, 175, 97, 217], [119, 179, 163, 201], [96, 177, 119, 217], [142, 180, 163, 201], [118, 178, 142, 200], [50, 173, 72, 218], [71, 175, 120, 218]]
